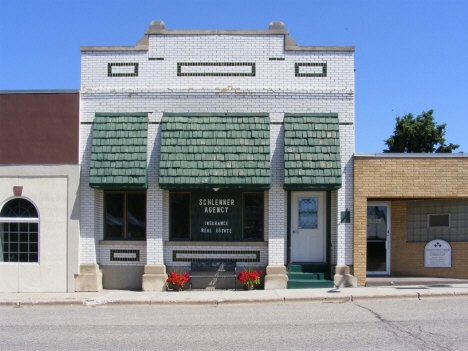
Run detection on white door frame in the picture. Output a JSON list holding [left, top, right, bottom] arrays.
[[367, 201, 391, 275], [290, 191, 326, 263]]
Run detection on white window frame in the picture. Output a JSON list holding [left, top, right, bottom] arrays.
[[0, 196, 40, 265]]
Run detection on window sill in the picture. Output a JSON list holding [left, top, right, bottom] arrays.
[[99, 240, 147, 246], [165, 241, 267, 247], [0, 262, 39, 265]]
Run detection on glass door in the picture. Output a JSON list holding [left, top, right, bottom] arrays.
[[367, 202, 391, 275]]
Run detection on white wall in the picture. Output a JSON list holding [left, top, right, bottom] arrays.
[[79, 31, 355, 269], [0, 165, 80, 292]]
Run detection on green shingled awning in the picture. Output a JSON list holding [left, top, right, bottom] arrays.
[[284, 113, 342, 190], [159, 113, 270, 189], [89, 113, 148, 189]]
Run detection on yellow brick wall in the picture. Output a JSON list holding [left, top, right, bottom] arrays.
[[391, 201, 468, 278], [354, 157, 468, 286]]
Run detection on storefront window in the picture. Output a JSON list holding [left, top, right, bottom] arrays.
[[104, 192, 146, 240], [243, 193, 264, 241], [170, 193, 191, 240], [169, 191, 264, 241]]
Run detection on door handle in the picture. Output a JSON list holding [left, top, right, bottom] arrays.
[[293, 230, 298, 234]]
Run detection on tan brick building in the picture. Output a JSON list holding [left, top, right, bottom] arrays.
[[354, 154, 468, 286]]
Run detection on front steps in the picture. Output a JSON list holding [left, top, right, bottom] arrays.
[[287, 263, 335, 289]]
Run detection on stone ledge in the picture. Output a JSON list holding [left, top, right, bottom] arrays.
[[99, 240, 147, 246], [80, 46, 148, 52], [165, 241, 268, 247], [355, 153, 468, 158], [285, 45, 355, 52], [145, 29, 288, 35]]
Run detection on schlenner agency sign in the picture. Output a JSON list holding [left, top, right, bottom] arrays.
[[424, 239, 451, 268], [191, 191, 242, 241]]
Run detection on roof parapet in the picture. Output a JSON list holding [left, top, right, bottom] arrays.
[[0, 89, 79, 94], [354, 153, 468, 158], [80, 21, 354, 53]]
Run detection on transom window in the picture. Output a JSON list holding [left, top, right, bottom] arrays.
[[0, 198, 39, 263], [104, 192, 146, 240]]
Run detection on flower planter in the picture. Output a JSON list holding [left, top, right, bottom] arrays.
[[237, 269, 263, 290], [166, 271, 190, 291]]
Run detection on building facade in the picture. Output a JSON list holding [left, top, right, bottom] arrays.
[[3, 23, 466, 293], [0, 91, 80, 292], [354, 153, 468, 286], [75, 21, 356, 291]]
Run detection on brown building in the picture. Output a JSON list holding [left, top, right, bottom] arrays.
[[0, 90, 79, 165]]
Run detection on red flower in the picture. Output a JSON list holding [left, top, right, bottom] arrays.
[[166, 271, 191, 288], [237, 268, 263, 286]]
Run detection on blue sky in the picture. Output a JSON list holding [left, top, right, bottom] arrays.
[[1, 0, 467, 153]]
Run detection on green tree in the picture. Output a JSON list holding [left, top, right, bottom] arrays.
[[383, 110, 459, 153]]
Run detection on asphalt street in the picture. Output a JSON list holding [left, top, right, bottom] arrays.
[[1, 297, 467, 350]]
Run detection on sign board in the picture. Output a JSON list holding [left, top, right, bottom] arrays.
[[424, 239, 451, 268], [191, 191, 242, 241]]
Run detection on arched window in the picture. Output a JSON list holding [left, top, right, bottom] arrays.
[[0, 198, 39, 263]]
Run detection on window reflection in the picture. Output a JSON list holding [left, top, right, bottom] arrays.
[[367, 206, 387, 240], [105, 192, 146, 240]]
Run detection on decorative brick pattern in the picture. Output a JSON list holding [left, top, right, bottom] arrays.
[[172, 250, 260, 262], [177, 62, 256, 77], [108, 63, 139, 77], [295, 63, 327, 77], [110, 249, 140, 262]]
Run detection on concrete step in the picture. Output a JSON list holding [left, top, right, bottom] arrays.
[[289, 272, 327, 280], [288, 265, 304, 273]]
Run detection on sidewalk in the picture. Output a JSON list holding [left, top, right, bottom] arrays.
[[2, 284, 468, 307]]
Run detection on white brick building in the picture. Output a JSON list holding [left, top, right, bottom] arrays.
[[75, 21, 355, 291]]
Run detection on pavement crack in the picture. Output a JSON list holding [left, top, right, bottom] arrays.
[[354, 303, 448, 351], [272, 289, 285, 304]]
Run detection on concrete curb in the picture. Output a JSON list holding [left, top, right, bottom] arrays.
[[2, 286, 468, 307], [1, 292, 467, 307], [0, 300, 85, 307]]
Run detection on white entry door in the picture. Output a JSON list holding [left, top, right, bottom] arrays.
[[291, 192, 326, 263]]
